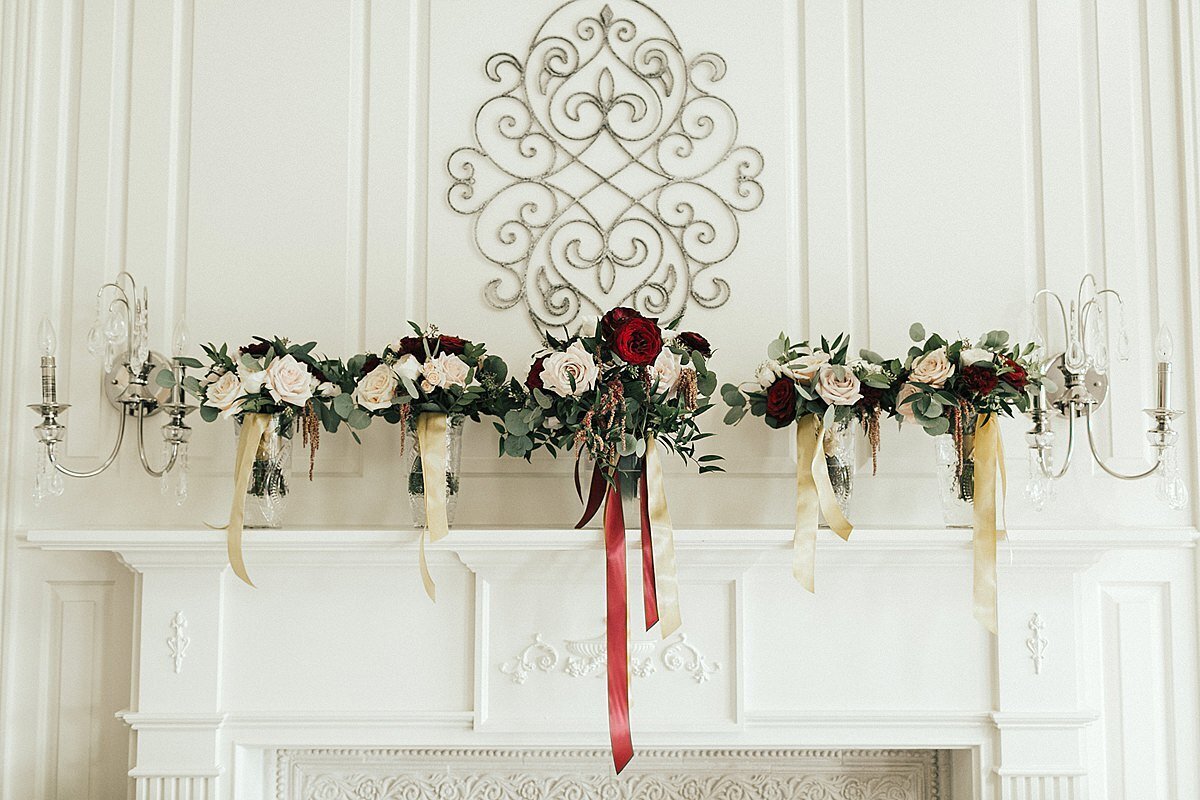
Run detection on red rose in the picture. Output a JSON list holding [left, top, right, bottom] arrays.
[[677, 331, 712, 357], [961, 364, 999, 396], [601, 307, 641, 338], [361, 355, 381, 375], [393, 337, 425, 360], [240, 339, 271, 358], [610, 316, 663, 366], [436, 334, 467, 355], [526, 356, 546, 390], [1000, 357, 1029, 391], [765, 378, 797, 425]]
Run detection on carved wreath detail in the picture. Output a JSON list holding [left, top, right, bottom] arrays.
[[447, 0, 764, 333]]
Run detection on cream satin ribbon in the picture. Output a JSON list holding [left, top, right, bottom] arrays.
[[416, 412, 450, 602], [210, 412, 272, 587], [793, 415, 854, 591], [644, 435, 682, 637], [971, 413, 1007, 635]]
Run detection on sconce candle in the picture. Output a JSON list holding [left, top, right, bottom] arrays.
[[1155, 324, 1173, 410], [38, 316, 57, 405]]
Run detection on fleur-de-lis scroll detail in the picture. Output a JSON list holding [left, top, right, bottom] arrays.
[[448, 0, 764, 333]]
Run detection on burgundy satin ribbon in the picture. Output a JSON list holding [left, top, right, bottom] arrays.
[[603, 476, 634, 773], [575, 461, 660, 772]]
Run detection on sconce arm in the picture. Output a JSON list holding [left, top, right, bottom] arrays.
[[134, 404, 180, 478], [1033, 414, 1076, 480], [1083, 405, 1162, 480], [46, 411, 127, 479]]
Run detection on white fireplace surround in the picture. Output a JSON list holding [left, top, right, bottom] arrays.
[[20, 526, 1199, 799]]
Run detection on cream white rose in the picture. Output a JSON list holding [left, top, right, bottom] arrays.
[[815, 364, 863, 406], [420, 353, 469, 392], [896, 382, 922, 420], [541, 341, 600, 397], [238, 365, 267, 394], [264, 354, 317, 407], [650, 348, 687, 396], [791, 351, 831, 383], [754, 360, 788, 389], [910, 347, 955, 388], [578, 314, 600, 338], [960, 348, 994, 366], [205, 370, 245, 418], [317, 381, 342, 398], [352, 364, 398, 411], [393, 353, 421, 384]]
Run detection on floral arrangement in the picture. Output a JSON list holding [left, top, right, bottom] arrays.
[[318, 323, 512, 441], [184, 336, 338, 480], [894, 324, 1041, 475], [720, 332, 902, 472], [498, 307, 720, 482]]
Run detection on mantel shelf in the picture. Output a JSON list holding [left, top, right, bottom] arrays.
[[24, 526, 1199, 554]]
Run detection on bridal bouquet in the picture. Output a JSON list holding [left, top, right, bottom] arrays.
[[722, 333, 902, 591], [497, 306, 719, 773], [321, 324, 513, 600], [895, 323, 1043, 633], [185, 337, 339, 585]]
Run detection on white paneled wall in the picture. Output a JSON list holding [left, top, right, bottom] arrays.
[[1, 0, 1198, 797]]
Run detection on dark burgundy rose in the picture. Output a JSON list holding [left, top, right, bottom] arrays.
[[1000, 356, 1029, 391], [361, 355, 382, 375], [600, 307, 642, 338], [677, 331, 712, 357], [526, 356, 547, 390], [240, 339, 271, 358], [393, 337, 424, 358], [765, 378, 797, 425], [857, 384, 883, 409], [610, 316, 663, 366], [436, 334, 467, 355], [961, 364, 999, 397]]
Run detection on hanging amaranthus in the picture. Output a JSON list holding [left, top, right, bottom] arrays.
[[301, 402, 321, 480]]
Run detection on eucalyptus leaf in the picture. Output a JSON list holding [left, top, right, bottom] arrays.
[[154, 368, 177, 389], [199, 405, 219, 423], [909, 322, 926, 342]]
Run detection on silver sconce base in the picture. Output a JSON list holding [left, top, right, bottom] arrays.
[[103, 351, 172, 416], [1043, 352, 1109, 415]]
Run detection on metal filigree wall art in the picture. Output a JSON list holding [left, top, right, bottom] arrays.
[[447, 0, 764, 333]]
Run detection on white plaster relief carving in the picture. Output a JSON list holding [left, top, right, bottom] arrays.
[[1026, 613, 1047, 675], [275, 748, 946, 800], [167, 611, 190, 675], [501, 630, 718, 684], [499, 634, 559, 684]]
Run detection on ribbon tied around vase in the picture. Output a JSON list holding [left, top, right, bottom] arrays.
[[971, 413, 1007, 635], [575, 434, 681, 774], [792, 414, 853, 592], [211, 412, 274, 587], [415, 412, 451, 602]]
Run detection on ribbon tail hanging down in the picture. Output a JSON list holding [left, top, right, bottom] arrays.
[[643, 435, 681, 638], [792, 416, 854, 592], [972, 413, 1004, 635], [209, 412, 272, 588], [638, 465, 659, 631], [416, 412, 450, 602], [603, 474, 634, 774], [575, 462, 607, 530]]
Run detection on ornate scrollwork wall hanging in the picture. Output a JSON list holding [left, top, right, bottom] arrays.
[[447, 0, 764, 333]]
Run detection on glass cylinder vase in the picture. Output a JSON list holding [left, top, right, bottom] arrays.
[[933, 412, 978, 528], [236, 412, 293, 529], [821, 419, 855, 524], [408, 415, 465, 528]]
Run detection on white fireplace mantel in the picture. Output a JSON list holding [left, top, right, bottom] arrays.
[[23, 527, 1200, 800]]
